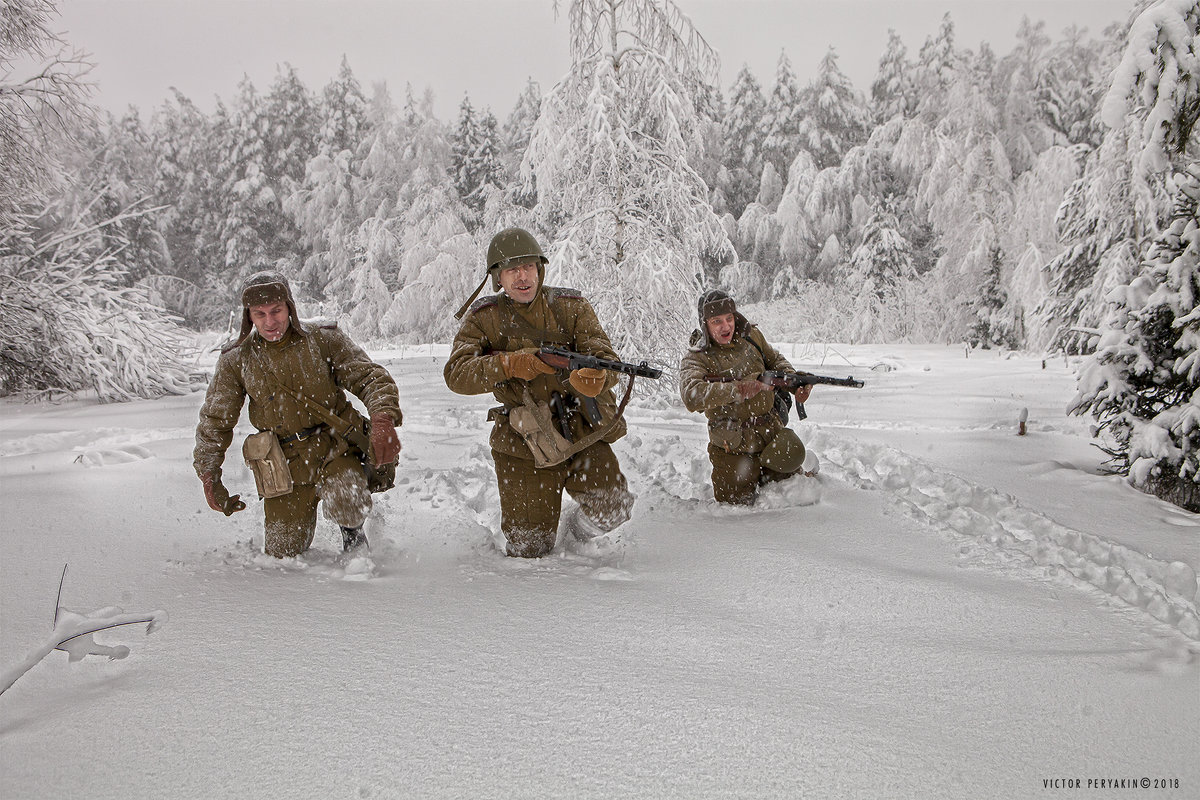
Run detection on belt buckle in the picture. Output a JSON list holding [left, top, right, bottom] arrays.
[[295, 426, 319, 442]]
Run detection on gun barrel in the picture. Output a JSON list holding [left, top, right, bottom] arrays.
[[539, 346, 663, 379], [762, 370, 865, 389]]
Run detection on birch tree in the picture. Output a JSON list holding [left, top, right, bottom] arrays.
[[524, 0, 733, 363], [1, 0, 93, 227]]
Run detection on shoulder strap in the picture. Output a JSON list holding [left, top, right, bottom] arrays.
[[521, 375, 637, 464], [253, 346, 370, 453], [743, 327, 769, 368]]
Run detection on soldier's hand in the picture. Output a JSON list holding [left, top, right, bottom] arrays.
[[370, 413, 401, 466], [201, 472, 246, 516], [795, 384, 812, 403], [735, 378, 767, 400], [568, 367, 606, 398], [497, 351, 556, 381]]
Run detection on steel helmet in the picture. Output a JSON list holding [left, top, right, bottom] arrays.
[[486, 227, 546, 270], [760, 427, 807, 474], [454, 227, 550, 319]]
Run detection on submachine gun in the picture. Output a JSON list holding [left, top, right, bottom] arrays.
[[537, 345, 663, 442], [705, 369, 864, 422]]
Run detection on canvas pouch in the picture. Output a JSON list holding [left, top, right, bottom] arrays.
[[508, 398, 576, 468], [242, 431, 294, 498]]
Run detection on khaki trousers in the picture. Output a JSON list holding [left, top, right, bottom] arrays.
[[262, 453, 370, 558], [707, 443, 798, 506], [493, 442, 634, 558]]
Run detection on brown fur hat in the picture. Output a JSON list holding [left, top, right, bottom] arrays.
[[236, 271, 306, 345]]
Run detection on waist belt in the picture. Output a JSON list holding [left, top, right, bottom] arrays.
[[278, 423, 325, 444], [708, 413, 776, 431]]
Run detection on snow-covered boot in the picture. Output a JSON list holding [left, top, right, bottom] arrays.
[[562, 505, 625, 558], [340, 526, 369, 553]]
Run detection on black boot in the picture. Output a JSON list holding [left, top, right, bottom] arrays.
[[340, 526, 369, 553]]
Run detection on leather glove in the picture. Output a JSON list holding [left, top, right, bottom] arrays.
[[795, 384, 812, 403], [735, 378, 767, 400], [370, 413, 401, 466], [568, 367, 607, 398], [201, 472, 245, 516], [497, 351, 556, 381]]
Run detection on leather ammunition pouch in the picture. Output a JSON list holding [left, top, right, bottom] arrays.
[[242, 431, 294, 498]]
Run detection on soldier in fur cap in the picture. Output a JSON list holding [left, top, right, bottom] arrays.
[[679, 289, 814, 505], [193, 272, 402, 558]]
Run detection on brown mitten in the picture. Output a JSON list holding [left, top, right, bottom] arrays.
[[497, 351, 557, 381], [568, 367, 607, 398]]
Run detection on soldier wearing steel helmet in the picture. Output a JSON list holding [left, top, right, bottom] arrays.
[[444, 228, 634, 558], [679, 289, 814, 505]]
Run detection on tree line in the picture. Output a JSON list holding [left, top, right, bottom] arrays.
[[1, 0, 1197, 509]]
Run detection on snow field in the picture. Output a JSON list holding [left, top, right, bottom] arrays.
[[1, 344, 1197, 798]]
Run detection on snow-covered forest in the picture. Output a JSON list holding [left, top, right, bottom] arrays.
[[1, 0, 1198, 510]]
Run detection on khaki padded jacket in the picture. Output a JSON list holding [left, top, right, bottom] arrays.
[[678, 325, 793, 455], [443, 287, 626, 460], [194, 324, 401, 483]]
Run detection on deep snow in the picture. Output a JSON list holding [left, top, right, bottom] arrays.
[[0, 342, 1196, 799]]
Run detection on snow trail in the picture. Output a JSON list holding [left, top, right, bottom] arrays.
[[808, 426, 1200, 640]]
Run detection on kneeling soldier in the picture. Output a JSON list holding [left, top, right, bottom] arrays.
[[194, 272, 402, 558], [679, 289, 813, 505], [444, 228, 635, 558]]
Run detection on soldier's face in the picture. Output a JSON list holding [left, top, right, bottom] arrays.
[[249, 302, 289, 342], [498, 260, 540, 304], [706, 312, 736, 344]]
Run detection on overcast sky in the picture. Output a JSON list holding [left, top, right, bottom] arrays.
[[56, 0, 1137, 121]]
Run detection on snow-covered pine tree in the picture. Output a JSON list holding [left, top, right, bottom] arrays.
[[1038, 5, 1159, 355], [871, 29, 915, 124], [1035, 25, 1107, 148], [915, 59, 1017, 343], [287, 59, 373, 306], [470, 110, 506, 219], [450, 95, 483, 224], [503, 78, 542, 207], [994, 16, 1053, 176], [450, 97, 505, 229], [913, 12, 961, 120], [263, 64, 320, 187], [218, 76, 275, 279], [762, 52, 806, 181], [723, 65, 768, 219], [844, 198, 917, 342], [1069, 0, 1200, 510], [523, 0, 733, 367], [1006, 145, 1085, 347], [799, 47, 869, 170], [379, 89, 477, 342], [356, 83, 409, 292], [319, 56, 369, 158], [258, 64, 318, 273], [81, 109, 172, 285], [967, 244, 1022, 348]]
